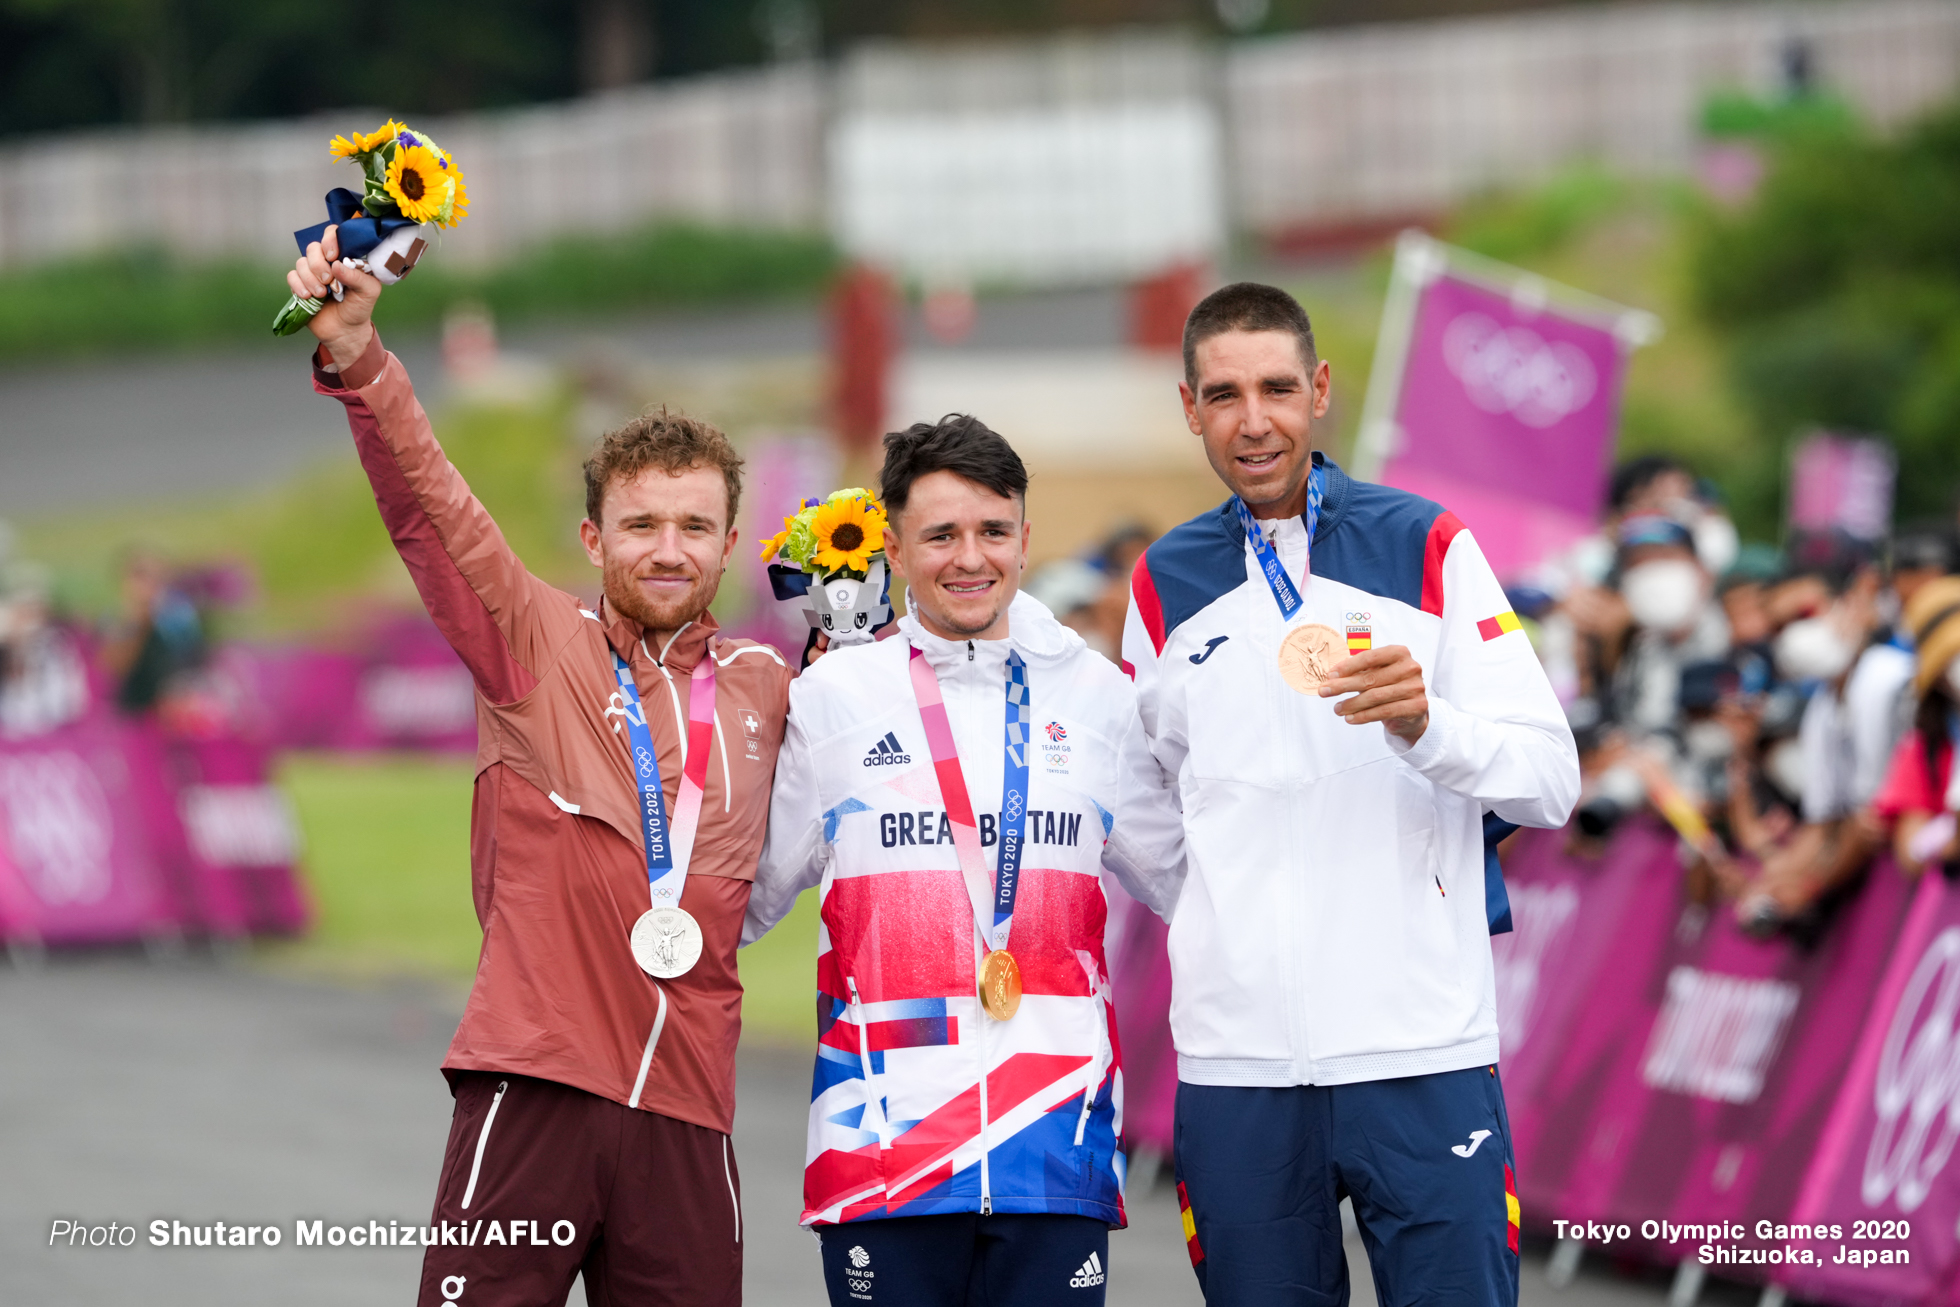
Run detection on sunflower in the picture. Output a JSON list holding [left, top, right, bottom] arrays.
[[810, 496, 887, 576], [384, 143, 448, 224], [330, 119, 402, 159], [434, 169, 469, 229]]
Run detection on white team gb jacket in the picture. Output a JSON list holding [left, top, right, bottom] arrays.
[[746, 590, 1185, 1226], [1122, 454, 1581, 1089]]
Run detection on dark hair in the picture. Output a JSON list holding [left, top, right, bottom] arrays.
[[1608, 454, 1687, 513], [1181, 282, 1317, 389], [583, 408, 743, 527], [879, 414, 1029, 518]]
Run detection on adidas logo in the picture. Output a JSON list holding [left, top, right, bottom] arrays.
[[1068, 1252, 1105, 1288], [862, 732, 912, 767]]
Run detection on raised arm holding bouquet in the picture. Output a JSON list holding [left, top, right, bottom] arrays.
[[272, 120, 466, 336]]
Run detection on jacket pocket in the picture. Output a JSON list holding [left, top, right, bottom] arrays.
[[460, 1079, 509, 1211]]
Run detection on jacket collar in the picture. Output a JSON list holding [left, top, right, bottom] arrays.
[[897, 590, 1083, 670], [598, 597, 720, 672], [1218, 450, 1354, 544]]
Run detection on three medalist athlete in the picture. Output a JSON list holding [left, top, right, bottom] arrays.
[[747, 417, 1185, 1305], [288, 227, 790, 1306], [1123, 284, 1580, 1306]]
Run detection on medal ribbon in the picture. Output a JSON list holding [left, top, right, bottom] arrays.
[[1231, 463, 1324, 621], [611, 647, 717, 908], [906, 645, 1030, 954]]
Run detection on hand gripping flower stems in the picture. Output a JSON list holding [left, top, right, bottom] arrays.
[[272, 119, 469, 336]]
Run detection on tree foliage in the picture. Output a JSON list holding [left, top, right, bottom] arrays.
[[1694, 98, 1960, 520]]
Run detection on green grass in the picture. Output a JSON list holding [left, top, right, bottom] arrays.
[[0, 222, 837, 363], [269, 752, 481, 980], [268, 751, 820, 1043]]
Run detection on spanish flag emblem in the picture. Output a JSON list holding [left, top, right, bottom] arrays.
[[1504, 1163, 1521, 1253], [1346, 626, 1371, 653], [1177, 1180, 1205, 1266], [1477, 610, 1523, 642]]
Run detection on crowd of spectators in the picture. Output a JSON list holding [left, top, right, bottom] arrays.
[[1517, 454, 1960, 936], [0, 529, 213, 741]]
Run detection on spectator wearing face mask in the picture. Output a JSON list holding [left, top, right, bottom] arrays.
[[1606, 515, 1730, 738], [1870, 577, 1960, 874], [1737, 534, 1921, 931]]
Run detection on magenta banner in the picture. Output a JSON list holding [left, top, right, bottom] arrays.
[[0, 712, 178, 946], [1777, 871, 1960, 1306], [1382, 273, 1631, 581], [1105, 881, 1177, 1154]]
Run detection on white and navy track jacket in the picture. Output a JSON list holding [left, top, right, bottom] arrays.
[[747, 591, 1185, 1226], [1122, 454, 1580, 1089]]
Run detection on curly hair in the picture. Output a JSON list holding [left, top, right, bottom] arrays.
[[582, 408, 744, 528]]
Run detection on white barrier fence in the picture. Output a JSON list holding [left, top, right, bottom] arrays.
[[0, 0, 1956, 278], [1229, 0, 1960, 233], [0, 66, 825, 270]]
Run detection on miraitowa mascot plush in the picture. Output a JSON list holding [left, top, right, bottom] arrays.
[[769, 557, 894, 662]]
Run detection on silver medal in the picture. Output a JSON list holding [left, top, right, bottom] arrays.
[[630, 906, 703, 979]]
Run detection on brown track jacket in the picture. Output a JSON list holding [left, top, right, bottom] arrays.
[[315, 333, 792, 1135]]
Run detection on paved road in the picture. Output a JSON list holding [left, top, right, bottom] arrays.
[[0, 952, 1672, 1307]]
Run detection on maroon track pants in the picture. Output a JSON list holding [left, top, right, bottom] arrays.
[[416, 1072, 742, 1307]]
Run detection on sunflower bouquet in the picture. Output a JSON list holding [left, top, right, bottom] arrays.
[[272, 119, 469, 336], [760, 489, 894, 646]]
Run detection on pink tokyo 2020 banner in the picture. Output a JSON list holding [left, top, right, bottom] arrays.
[[1382, 273, 1632, 582], [1777, 869, 1960, 1306]]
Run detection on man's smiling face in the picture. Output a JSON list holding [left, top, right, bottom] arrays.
[[1182, 328, 1332, 517], [885, 469, 1030, 642], [578, 464, 737, 636]]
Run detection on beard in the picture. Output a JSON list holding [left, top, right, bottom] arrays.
[[602, 551, 722, 634]]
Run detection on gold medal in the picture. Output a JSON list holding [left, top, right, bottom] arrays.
[[978, 949, 1023, 1020], [1277, 623, 1346, 696]]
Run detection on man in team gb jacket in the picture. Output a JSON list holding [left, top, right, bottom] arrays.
[[1125, 283, 1580, 1306], [747, 416, 1185, 1307]]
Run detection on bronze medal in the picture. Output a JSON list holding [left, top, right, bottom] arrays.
[[978, 948, 1023, 1020], [1277, 623, 1346, 696]]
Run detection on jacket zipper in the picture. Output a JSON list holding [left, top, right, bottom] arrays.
[[459, 1080, 509, 1210], [959, 641, 992, 1213], [978, 988, 992, 1213], [1076, 999, 1111, 1146]]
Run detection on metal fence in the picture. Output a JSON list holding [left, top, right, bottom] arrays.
[[0, 1, 1956, 274]]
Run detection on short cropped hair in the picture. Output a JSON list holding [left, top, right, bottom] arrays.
[[1182, 282, 1318, 388], [1608, 454, 1688, 514], [583, 408, 744, 528], [879, 414, 1029, 518]]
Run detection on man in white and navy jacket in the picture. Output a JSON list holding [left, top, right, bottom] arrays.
[[748, 416, 1186, 1306], [1123, 283, 1580, 1307]]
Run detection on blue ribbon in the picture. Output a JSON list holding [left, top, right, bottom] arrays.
[[293, 187, 418, 261], [611, 650, 677, 898], [1232, 464, 1324, 621], [991, 652, 1032, 945]]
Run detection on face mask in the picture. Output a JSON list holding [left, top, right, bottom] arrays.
[[1774, 617, 1855, 683], [1692, 514, 1740, 576], [1683, 719, 1734, 764], [1621, 559, 1705, 632], [1764, 738, 1808, 803]]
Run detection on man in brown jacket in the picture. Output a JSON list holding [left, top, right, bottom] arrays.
[[289, 227, 792, 1306]]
